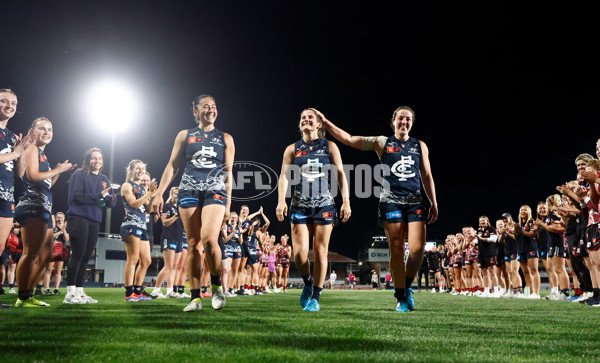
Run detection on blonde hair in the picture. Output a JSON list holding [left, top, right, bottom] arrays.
[[518, 205, 532, 225], [546, 194, 561, 211], [31, 117, 50, 130], [125, 159, 146, 183]]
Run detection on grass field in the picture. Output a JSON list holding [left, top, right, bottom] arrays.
[[1, 288, 599, 362]]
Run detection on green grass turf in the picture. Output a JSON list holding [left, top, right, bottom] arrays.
[[1, 288, 599, 362]]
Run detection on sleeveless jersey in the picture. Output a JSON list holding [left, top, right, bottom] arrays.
[[121, 180, 147, 229], [17, 147, 52, 213], [161, 201, 184, 241], [291, 138, 334, 208], [0, 128, 18, 202], [226, 223, 240, 243], [379, 136, 423, 205], [179, 127, 226, 193]]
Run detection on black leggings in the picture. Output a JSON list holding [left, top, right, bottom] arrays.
[[66, 215, 100, 287]]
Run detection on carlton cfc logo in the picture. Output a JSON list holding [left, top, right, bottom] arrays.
[[390, 156, 415, 181]]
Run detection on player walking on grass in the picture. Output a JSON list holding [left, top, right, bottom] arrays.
[[152, 94, 234, 312], [318, 106, 438, 312], [15, 117, 75, 307], [276, 108, 351, 312]]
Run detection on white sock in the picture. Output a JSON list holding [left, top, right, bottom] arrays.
[[166, 287, 173, 294], [67, 285, 76, 294], [76, 287, 84, 295], [484, 287, 490, 294], [152, 287, 160, 293]]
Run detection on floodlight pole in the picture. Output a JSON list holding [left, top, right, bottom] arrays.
[[105, 130, 116, 234]]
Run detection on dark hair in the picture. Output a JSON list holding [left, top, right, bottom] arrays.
[[390, 105, 416, 131], [79, 147, 103, 174], [192, 94, 215, 123]]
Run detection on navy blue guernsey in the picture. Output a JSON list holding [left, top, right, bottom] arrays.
[[121, 180, 147, 230], [161, 201, 184, 241], [291, 138, 334, 208], [178, 127, 226, 196], [379, 136, 423, 205], [18, 147, 52, 213], [0, 127, 18, 202], [226, 223, 240, 243]]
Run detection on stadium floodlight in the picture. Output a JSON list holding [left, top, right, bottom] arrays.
[[84, 79, 140, 233], [84, 79, 139, 132]]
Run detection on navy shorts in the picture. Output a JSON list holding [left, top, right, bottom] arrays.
[[378, 202, 427, 225], [14, 205, 53, 229], [182, 240, 188, 249], [120, 226, 149, 241], [289, 204, 336, 225], [518, 250, 538, 262], [218, 240, 228, 260], [178, 189, 227, 209], [0, 198, 15, 218], [161, 239, 183, 253]]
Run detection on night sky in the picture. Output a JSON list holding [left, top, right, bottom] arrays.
[[2, 2, 599, 259]]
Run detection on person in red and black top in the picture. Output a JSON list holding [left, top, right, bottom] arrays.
[[475, 216, 499, 297], [275, 234, 291, 292]]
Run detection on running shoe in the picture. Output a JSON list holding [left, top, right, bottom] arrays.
[[165, 291, 179, 298], [303, 298, 320, 312], [8, 288, 16, 294], [179, 292, 191, 298], [151, 290, 166, 299], [0, 303, 12, 308], [183, 298, 202, 312], [395, 300, 410, 312], [136, 293, 154, 301], [16, 297, 49, 307], [63, 293, 86, 304], [53, 289, 60, 295], [405, 288, 415, 311], [300, 285, 313, 308], [211, 285, 226, 310], [80, 293, 98, 304], [34, 289, 42, 296], [124, 294, 140, 302], [0, 288, 5, 295], [139, 290, 156, 300], [224, 291, 237, 298], [44, 289, 52, 295]]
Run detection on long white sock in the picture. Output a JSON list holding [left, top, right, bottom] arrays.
[[76, 287, 84, 296], [67, 285, 76, 295], [166, 287, 173, 294]]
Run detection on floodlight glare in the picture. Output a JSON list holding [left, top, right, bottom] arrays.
[[85, 80, 138, 132]]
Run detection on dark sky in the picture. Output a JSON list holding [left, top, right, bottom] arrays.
[[2, 2, 599, 258]]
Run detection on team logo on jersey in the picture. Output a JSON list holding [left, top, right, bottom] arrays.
[[191, 146, 218, 168], [300, 158, 324, 182], [210, 137, 223, 146], [102, 181, 108, 188], [188, 136, 202, 144], [386, 146, 400, 153], [40, 155, 47, 162], [408, 146, 419, 154], [390, 156, 416, 181], [295, 150, 302, 157]]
